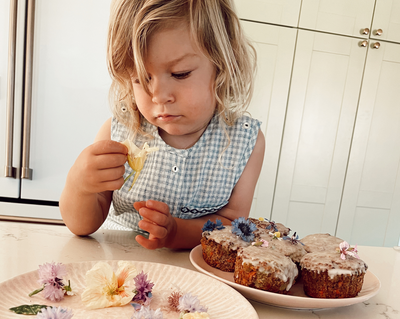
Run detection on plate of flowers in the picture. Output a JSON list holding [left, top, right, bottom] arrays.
[[0, 260, 258, 319]]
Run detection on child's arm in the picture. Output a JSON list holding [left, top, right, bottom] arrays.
[[59, 118, 127, 236], [135, 130, 265, 249]]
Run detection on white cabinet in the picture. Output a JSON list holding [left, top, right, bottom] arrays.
[[240, 22, 297, 219], [0, 0, 112, 220], [299, 0, 375, 38], [337, 41, 400, 247], [271, 30, 367, 237], [370, 0, 400, 44], [234, 0, 301, 27]]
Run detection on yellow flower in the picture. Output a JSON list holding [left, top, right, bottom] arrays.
[[258, 217, 264, 221], [81, 261, 137, 310], [121, 140, 159, 190], [181, 312, 210, 319]]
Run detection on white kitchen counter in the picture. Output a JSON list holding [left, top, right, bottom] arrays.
[[0, 221, 399, 319]]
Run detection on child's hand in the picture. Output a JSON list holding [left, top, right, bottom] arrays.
[[134, 200, 177, 249], [70, 140, 128, 195]]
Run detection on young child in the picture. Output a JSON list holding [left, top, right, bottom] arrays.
[[60, 0, 265, 250]]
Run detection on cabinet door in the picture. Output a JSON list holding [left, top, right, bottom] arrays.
[[272, 30, 367, 237], [370, 0, 400, 44], [299, 0, 375, 38], [240, 22, 297, 219], [337, 41, 400, 247], [21, 0, 112, 201], [234, 0, 301, 27]]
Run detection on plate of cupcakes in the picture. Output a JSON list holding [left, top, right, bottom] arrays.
[[190, 218, 381, 310]]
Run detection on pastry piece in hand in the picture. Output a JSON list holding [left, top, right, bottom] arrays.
[[121, 139, 158, 190]]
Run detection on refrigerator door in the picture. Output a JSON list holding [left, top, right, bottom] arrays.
[[20, 0, 113, 204], [0, 0, 25, 198]]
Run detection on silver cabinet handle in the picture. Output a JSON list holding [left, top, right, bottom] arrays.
[[21, 0, 35, 180], [4, 0, 18, 179]]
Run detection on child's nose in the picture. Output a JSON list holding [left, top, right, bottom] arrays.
[[150, 78, 174, 105]]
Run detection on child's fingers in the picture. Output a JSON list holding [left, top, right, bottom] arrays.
[[138, 219, 168, 238], [91, 140, 128, 155], [137, 207, 169, 227], [144, 200, 170, 215], [135, 234, 161, 250], [133, 201, 147, 211]]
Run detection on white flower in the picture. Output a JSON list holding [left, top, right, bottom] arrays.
[[81, 261, 137, 309], [121, 140, 158, 189], [36, 307, 73, 319]]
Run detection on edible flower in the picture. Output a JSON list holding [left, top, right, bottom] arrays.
[[272, 232, 282, 240], [36, 307, 73, 319], [201, 219, 225, 232], [131, 271, 154, 307], [132, 306, 164, 319], [122, 140, 159, 190], [81, 261, 137, 309], [178, 293, 208, 314], [251, 239, 269, 247], [337, 241, 360, 260], [29, 262, 72, 302], [231, 217, 257, 242], [283, 232, 304, 245], [265, 219, 278, 232]]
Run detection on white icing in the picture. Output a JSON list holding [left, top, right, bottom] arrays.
[[203, 226, 250, 250], [238, 246, 298, 291]]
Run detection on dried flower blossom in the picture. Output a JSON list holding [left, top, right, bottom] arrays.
[[29, 262, 72, 302], [336, 241, 359, 260], [231, 217, 256, 242], [181, 312, 210, 319], [168, 291, 182, 312], [272, 232, 282, 240], [122, 140, 158, 190], [265, 219, 278, 232], [132, 271, 154, 306], [251, 239, 269, 247], [282, 232, 304, 245], [201, 219, 225, 232], [132, 306, 164, 319], [178, 293, 208, 314], [36, 306, 73, 319], [81, 261, 137, 309]]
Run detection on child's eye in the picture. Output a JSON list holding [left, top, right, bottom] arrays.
[[172, 71, 191, 80]]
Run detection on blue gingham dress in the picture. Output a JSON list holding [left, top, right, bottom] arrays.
[[102, 114, 261, 232]]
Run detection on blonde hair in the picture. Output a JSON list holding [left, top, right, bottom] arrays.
[[107, 0, 256, 135]]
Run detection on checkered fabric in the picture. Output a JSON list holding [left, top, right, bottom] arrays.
[[102, 114, 261, 233]]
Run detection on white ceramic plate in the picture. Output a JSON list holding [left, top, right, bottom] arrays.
[[190, 245, 381, 310], [0, 260, 258, 319]]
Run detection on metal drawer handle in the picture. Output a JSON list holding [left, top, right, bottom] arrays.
[[4, 0, 18, 179], [21, 0, 36, 180]]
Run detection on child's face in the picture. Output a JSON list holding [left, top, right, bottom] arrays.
[[131, 22, 217, 148]]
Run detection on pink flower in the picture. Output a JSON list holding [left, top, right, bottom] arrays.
[[38, 262, 67, 286], [338, 241, 360, 260]]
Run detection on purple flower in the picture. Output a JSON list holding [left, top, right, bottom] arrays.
[[178, 293, 208, 313], [132, 271, 154, 305], [201, 219, 225, 232], [265, 219, 278, 232], [38, 262, 67, 286], [30, 262, 68, 301], [282, 232, 304, 245], [36, 307, 73, 319], [231, 217, 256, 242]]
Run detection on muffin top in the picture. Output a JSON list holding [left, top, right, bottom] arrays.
[[301, 233, 344, 253]]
